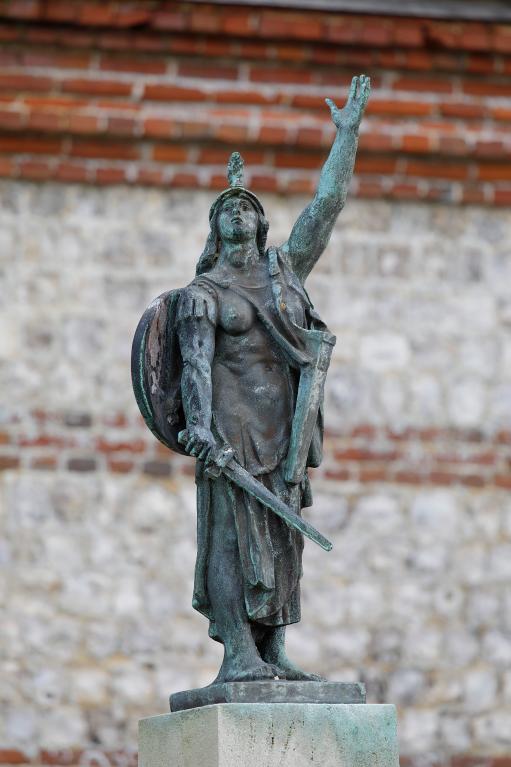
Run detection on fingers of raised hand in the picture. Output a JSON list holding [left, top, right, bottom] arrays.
[[359, 74, 371, 108], [325, 96, 339, 120]]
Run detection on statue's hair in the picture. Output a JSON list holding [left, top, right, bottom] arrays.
[[196, 190, 269, 276]]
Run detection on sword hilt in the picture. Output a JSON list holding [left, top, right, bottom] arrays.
[[204, 443, 234, 478]]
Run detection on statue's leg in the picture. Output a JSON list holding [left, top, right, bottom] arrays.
[[207, 478, 283, 683], [258, 626, 325, 682]]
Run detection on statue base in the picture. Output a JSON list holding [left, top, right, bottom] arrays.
[[170, 680, 365, 712], [139, 703, 399, 767]]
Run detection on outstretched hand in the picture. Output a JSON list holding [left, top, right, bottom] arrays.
[[326, 74, 371, 133]]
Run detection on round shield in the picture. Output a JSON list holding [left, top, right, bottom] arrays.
[[131, 289, 187, 456]]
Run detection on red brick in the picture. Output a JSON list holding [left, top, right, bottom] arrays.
[[171, 171, 200, 188], [494, 188, 511, 205], [136, 167, 165, 186], [0, 109, 24, 129], [437, 136, 468, 155], [401, 134, 433, 153], [494, 474, 511, 489], [260, 11, 322, 41], [177, 62, 238, 81], [367, 99, 434, 117], [460, 474, 486, 487], [296, 127, 324, 147], [27, 110, 63, 132], [359, 468, 388, 482], [2, 0, 39, 19], [390, 182, 421, 199], [429, 470, 458, 485], [178, 120, 210, 139], [492, 107, 511, 122], [150, 11, 187, 31], [211, 123, 250, 144], [393, 470, 424, 484], [62, 78, 132, 97], [464, 80, 511, 97], [238, 41, 270, 59], [152, 144, 189, 163], [31, 455, 58, 470], [475, 140, 506, 157], [440, 102, 485, 119], [393, 19, 424, 47], [143, 118, 176, 138], [96, 166, 127, 184], [201, 39, 233, 57], [189, 9, 221, 34], [250, 67, 312, 85], [221, 12, 255, 36], [0, 73, 53, 91], [406, 159, 468, 180], [324, 18, 361, 45], [461, 185, 487, 204], [0, 750, 30, 764], [477, 163, 511, 181], [324, 468, 351, 481], [108, 458, 135, 473], [0, 24, 21, 41], [285, 176, 315, 194], [70, 140, 138, 160], [0, 135, 62, 154], [467, 54, 497, 74], [22, 51, 91, 69], [357, 179, 387, 198], [355, 156, 398, 174], [99, 56, 167, 75], [0, 454, 20, 470], [215, 89, 278, 106], [115, 8, 152, 28], [275, 151, 322, 170], [55, 162, 89, 182], [358, 133, 395, 152], [107, 116, 137, 136], [258, 125, 288, 145], [392, 76, 454, 94], [143, 83, 205, 102], [251, 173, 278, 192], [78, 4, 116, 26], [68, 114, 102, 134], [18, 160, 53, 181], [0, 157, 14, 175]]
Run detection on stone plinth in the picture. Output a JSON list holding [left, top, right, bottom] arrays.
[[170, 680, 365, 712], [139, 703, 399, 767]]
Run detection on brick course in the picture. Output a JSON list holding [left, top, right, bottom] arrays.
[[0, 2, 509, 202]]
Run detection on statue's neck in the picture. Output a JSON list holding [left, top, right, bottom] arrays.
[[217, 241, 261, 273]]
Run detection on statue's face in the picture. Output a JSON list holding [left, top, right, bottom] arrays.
[[217, 195, 258, 245]]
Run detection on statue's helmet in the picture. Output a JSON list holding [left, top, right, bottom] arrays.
[[196, 152, 269, 275]]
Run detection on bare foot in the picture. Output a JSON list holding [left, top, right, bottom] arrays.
[[223, 661, 284, 683]]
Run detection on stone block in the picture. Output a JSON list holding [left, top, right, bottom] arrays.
[[139, 703, 399, 767]]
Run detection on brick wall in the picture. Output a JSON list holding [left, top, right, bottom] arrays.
[[1, 2, 511, 767], [0, 1, 509, 202]]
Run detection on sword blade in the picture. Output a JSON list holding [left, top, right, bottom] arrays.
[[222, 460, 333, 553]]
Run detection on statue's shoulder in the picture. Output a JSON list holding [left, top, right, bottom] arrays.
[[176, 276, 219, 325]]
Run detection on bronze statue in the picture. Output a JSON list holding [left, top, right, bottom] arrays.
[[132, 75, 371, 686]]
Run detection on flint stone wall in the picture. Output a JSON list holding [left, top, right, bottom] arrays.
[[1, 180, 510, 761]]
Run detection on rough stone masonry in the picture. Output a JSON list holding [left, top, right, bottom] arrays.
[[1, 180, 511, 763]]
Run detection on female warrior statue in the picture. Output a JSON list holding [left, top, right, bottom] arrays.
[[132, 75, 370, 685]]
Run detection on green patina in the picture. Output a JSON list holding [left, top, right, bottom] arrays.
[[132, 75, 371, 688]]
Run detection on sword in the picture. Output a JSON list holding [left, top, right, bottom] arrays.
[[178, 432, 333, 552]]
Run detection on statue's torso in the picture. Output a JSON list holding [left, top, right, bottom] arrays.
[[207, 274, 301, 475]]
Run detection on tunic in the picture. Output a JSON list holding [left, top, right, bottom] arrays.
[[176, 247, 332, 640]]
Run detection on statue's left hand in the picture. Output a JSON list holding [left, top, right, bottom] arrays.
[[326, 74, 371, 133]]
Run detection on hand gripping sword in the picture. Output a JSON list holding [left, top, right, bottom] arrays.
[[178, 431, 332, 552]]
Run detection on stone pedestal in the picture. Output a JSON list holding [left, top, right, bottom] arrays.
[[139, 703, 399, 767]]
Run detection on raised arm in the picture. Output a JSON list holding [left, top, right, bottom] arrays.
[[280, 74, 370, 284]]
